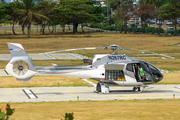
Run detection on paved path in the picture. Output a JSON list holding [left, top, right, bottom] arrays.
[[0, 85, 180, 103]]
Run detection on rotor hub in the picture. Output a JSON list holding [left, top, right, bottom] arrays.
[[18, 66, 24, 71]]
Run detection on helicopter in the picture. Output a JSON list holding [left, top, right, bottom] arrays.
[[5, 43, 163, 93]]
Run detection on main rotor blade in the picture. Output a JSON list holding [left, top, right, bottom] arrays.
[[40, 44, 175, 59], [42, 47, 107, 54], [125, 48, 175, 59]]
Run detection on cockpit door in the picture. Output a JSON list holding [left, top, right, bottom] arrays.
[[139, 62, 154, 81]]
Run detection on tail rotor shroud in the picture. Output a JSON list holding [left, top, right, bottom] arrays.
[[13, 60, 29, 76], [6, 43, 37, 81]]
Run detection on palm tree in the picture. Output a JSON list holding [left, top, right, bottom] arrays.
[[13, 0, 49, 37], [34, 1, 56, 34]]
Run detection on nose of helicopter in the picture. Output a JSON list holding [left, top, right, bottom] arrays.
[[153, 69, 163, 83]]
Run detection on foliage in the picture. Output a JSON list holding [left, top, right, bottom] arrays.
[[113, 18, 124, 32], [12, 0, 50, 37], [55, 0, 101, 34], [0, 103, 15, 120], [0, 102, 74, 120], [89, 23, 118, 31], [158, 0, 180, 31], [34, 1, 56, 34], [62, 113, 74, 120], [0, 2, 19, 25], [145, 27, 164, 33], [89, 22, 166, 34], [114, 1, 133, 33], [137, 4, 155, 32], [0, 0, 180, 36], [139, 0, 157, 5]]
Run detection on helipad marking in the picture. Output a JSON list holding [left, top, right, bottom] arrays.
[[44, 53, 57, 59], [82, 79, 96, 87], [22, 89, 38, 99], [175, 86, 180, 89]]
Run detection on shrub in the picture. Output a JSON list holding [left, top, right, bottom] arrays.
[[62, 113, 74, 120], [176, 29, 180, 34], [89, 23, 102, 28], [0, 103, 15, 120], [136, 28, 143, 33]]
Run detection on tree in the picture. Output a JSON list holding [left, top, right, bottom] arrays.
[[154, 0, 168, 8], [34, 1, 56, 34], [55, 0, 98, 34], [13, 0, 50, 37], [0, 3, 7, 25], [158, 0, 180, 32], [6, 2, 24, 35], [137, 4, 155, 33], [139, 0, 157, 5], [0, 2, 23, 35], [0, 2, 17, 25], [115, 4, 133, 33]]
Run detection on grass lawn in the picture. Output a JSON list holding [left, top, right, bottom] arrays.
[[0, 72, 180, 88], [0, 32, 180, 120], [0, 99, 180, 120], [0, 33, 180, 85]]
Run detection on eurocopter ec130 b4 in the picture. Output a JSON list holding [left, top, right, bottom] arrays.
[[5, 43, 163, 93]]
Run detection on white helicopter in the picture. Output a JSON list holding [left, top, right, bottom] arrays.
[[5, 43, 163, 93]]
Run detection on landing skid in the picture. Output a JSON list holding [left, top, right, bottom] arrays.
[[96, 82, 147, 94], [132, 86, 146, 93], [96, 82, 109, 93]]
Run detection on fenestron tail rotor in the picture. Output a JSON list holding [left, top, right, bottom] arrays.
[[13, 60, 29, 76]]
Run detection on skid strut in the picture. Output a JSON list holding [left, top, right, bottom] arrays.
[[96, 82, 109, 93]]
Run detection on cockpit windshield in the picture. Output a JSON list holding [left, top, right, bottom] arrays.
[[126, 62, 163, 83], [147, 63, 163, 82], [140, 62, 163, 83]]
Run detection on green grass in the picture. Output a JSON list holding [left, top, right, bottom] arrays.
[[0, 76, 93, 88], [0, 33, 180, 86], [0, 32, 180, 120], [0, 99, 180, 120]]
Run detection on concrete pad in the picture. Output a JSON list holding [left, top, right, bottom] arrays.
[[0, 85, 180, 103], [0, 54, 11, 61], [0, 69, 7, 76]]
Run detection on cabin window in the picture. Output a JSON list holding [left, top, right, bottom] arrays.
[[126, 63, 133, 72]]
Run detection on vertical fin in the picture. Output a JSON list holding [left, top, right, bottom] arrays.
[[5, 43, 37, 81], [8, 43, 28, 57]]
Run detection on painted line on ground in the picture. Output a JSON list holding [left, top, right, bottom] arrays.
[[22, 89, 38, 99], [82, 79, 96, 87]]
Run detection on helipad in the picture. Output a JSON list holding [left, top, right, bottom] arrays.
[[0, 85, 180, 103]]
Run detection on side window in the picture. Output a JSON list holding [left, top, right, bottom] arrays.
[[126, 63, 133, 72]]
